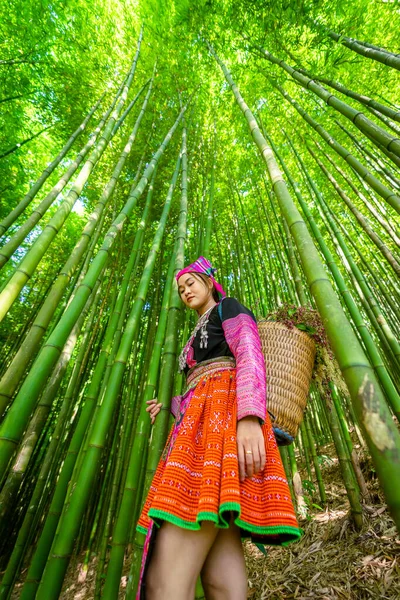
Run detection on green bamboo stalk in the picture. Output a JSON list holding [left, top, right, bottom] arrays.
[[0, 286, 94, 532], [101, 159, 183, 597], [203, 120, 216, 257], [265, 183, 301, 301], [269, 80, 400, 215], [0, 93, 104, 238], [372, 139, 400, 171], [0, 77, 154, 417], [342, 224, 400, 368], [311, 178, 400, 371], [262, 174, 292, 265], [307, 144, 400, 277], [332, 113, 400, 176], [243, 250, 259, 311], [343, 393, 368, 450], [231, 220, 246, 302], [0, 80, 149, 270], [257, 184, 293, 300], [17, 187, 155, 599], [331, 385, 371, 501], [278, 446, 296, 506], [361, 144, 400, 191], [35, 137, 182, 598], [309, 406, 323, 452], [366, 105, 400, 136], [320, 24, 400, 72], [297, 67, 400, 124], [93, 298, 159, 597], [235, 220, 257, 308], [208, 43, 400, 531], [0, 93, 26, 104], [312, 396, 331, 446], [299, 422, 313, 481], [92, 405, 128, 595], [254, 201, 280, 305], [68, 225, 146, 482], [282, 219, 308, 305], [255, 44, 400, 158], [234, 182, 267, 314], [0, 270, 107, 597], [334, 116, 400, 188], [125, 117, 189, 600], [0, 61, 140, 321], [287, 444, 308, 519], [0, 98, 189, 486], [349, 37, 400, 55], [84, 382, 126, 562], [0, 124, 55, 160], [253, 231, 274, 311], [43, 131, 152, 344], [348, 234, 400, 325], [304, 413, 326, 505], [336, 121, 400, 187], [278, 130, 400, 414], [322, 390, 363, 529], [325, 212, 400, 383], [315, 141, 400, 248]]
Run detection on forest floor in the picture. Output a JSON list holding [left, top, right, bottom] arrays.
[[12, 440, 399, 600], [244, 442, 400, 600]]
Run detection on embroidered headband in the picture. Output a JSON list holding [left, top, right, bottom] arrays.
[[176, 256, 226, 299]]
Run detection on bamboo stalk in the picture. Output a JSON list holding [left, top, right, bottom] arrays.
[[0, 93, 105, 238], [0, 75, 154, 417], [269, 80, 400, 215], [255, 44, 400, 158], [208, 42, 400, 531], [35, 135, 183, 598], [320, 24, 400, 72], [307, 144, 400, 277], [0, 97, 190, 487], [0, 80, 149, 269], [17, 176, 156, 599]]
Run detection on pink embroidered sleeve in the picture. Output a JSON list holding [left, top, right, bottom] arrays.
[[221, 298, 267, 423], [170, 395, 181, 418]]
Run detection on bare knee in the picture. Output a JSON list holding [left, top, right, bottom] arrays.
[[146, 566, 197, 600], [201, 572, 225, 598], [201, 571, 247, 600], [201, 555, 248, 600]]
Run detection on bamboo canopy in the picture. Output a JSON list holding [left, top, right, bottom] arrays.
[[0, 1, 399, 598]]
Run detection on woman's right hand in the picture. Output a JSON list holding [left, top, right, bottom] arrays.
[[146, 399, 163, 424]]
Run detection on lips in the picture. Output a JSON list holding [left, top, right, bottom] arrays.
[[187, 296, 194, 301]]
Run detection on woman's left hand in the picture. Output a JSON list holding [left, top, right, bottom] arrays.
[[236, 416, 266, 482]]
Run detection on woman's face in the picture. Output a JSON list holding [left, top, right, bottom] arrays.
[[177, 273, 213, 310]]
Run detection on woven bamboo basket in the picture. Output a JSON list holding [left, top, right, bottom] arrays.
[[258, 321, 316, 443]]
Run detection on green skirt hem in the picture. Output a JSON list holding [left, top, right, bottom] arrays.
[[138, 503, 302, 547], [136, 524, 147, 535]]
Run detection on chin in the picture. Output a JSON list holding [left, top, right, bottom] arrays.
[[187, 300, 200, 310]]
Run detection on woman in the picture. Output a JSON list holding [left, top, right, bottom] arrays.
[[136, 256, 301, 599]]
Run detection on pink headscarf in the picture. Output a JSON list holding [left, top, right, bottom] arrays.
[[176, 256, 226, 299]]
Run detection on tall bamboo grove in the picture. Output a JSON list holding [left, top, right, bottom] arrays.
[[1, 5, 400, 599]]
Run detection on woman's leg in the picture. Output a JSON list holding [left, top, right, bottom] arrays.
[[200, 515, 247, 600], [145, 520, 220, 600]]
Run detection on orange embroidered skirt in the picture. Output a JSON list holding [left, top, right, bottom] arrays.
[[137, 368, 301, 544]]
